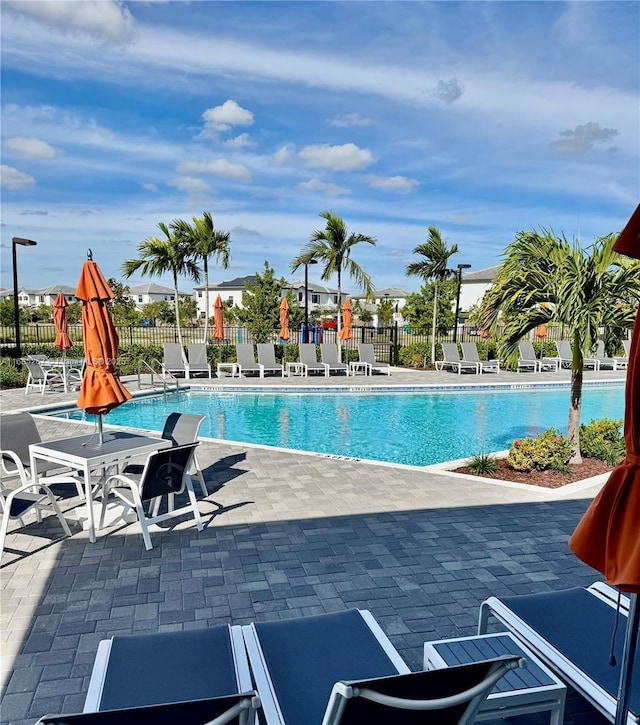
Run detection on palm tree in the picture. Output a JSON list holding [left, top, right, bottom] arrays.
[[176, 212, 230, 342], [406, 226, 459, 366], [481, 229, 640, 462], [122, 221, 201, 361], [291, 211, 376, 337]]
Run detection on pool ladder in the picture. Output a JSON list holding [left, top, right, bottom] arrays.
[[137, 359, 180, 393]]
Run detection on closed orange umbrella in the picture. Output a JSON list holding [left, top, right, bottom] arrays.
[[534, 324, 547, 339], [279, 298, 290, 341], [53, 291, 74, 352], [338, 298, 352, 340], [569, 204, 640, 725], [75, 252, 131, 440], [213, 295, 225, 341]]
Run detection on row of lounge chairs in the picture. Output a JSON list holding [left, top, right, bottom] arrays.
[[162, 342, 392, 379], [38, 581, 637, 725]]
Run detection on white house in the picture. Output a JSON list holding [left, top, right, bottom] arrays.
[[458, 265, 500, 312], [126, 283, 187, 311], [350, 287, 411, 326]]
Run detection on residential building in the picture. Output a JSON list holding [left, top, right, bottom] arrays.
[[458, 266, 500, 312], [126, 283, 187, 311], [350, 287, 411, 327]]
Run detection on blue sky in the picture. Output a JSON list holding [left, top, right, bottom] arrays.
[[1, 1, 638, 296]]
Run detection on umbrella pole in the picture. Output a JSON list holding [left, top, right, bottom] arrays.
[[615, 593, 639, 725], [97, 414, 103, 445]]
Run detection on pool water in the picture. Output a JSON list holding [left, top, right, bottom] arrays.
[[53, 385, 625, 467]]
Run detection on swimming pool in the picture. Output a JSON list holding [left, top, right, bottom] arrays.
[[51, 384, 625, 467]]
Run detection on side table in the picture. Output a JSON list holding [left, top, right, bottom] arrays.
[[349, 361, 371, 376], [286, 362, 307, 377], [424, 632, 566, 725], [217, 362, 239, 378]]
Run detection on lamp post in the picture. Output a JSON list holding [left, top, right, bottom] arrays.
[[12, 237, 37, 361], [303, 260, 318, 343], [453, 263, 471, 343]]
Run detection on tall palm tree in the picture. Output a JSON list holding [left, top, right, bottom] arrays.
[[175, 212, 231, 342], [481, 230, 640, 462], [291, 211, 376, 337], [122, 221, 201, 361], [406, 226, 459, 366]]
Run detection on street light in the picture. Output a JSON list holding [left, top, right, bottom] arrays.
[[303, 259, 318, 343], [453, 263, 471, 343], [12, 237, 38, 361]]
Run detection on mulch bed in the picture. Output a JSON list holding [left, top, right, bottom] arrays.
[[452, 457, 613, 489]]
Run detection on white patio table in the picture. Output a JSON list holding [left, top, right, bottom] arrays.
[[40, 358, 85, 393], [29, 431, 170, 543]]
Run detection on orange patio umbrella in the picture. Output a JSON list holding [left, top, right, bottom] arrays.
[[279, 298, 290, 342], [338, 298, 352, 340], [53, 291, 74, 353], [568, 204, 640, 725], [213, 295, 225, 341], [75, 251, 131, 442], [534, 324, 547, 339]]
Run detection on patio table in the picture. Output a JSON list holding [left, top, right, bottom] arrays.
[[30, 431, 170, 543], [40, 358, 85, 393]]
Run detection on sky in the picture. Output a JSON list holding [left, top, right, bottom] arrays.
[[1, 0, 639, 297]]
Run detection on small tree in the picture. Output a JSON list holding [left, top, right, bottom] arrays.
[[402, 279, 457, 331], [236, 261, 287, 342], [66, 301, 82, 325], [108, 279, 139, 325], [143, 300, 174, 324], [377, 298, 394, 325]]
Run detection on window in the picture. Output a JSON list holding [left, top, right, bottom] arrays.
[[138, 296, 143, 303], [298, 291, 303, 302], [312, 294, 320, 304], [333, 295, 338, 304], [227, 296, 233, 305], [198, 291, 203, 298]]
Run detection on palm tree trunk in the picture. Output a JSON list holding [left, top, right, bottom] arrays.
[[173, 272, 187, 364], [202, 260, 209, 344], [568, 333, 584, 464], [431, 284, 438, 367]]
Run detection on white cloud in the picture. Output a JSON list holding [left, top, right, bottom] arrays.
[[550, 121, 619, 154], [1, 165, 36, 189], [272, 145, 293, 165], [430, 78, 465, 104], [202, 100, 254, 132], [330, 113, 373, 128], [169, 176, 210, 194], [368, 175, 419, 193], [299, 143, 375, 172], [5, 136, 56, 159], [5, 0, 134, 44], [176, 159, 251, 181], [141, 182, 159, 192], [232, 225, 261, 237], [224, 133, 253, 149], [299, 179, 351, 197]]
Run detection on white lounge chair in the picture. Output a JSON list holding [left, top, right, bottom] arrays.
[[256, 344, 285, 377], [162, 343, 188, 379], [320, 344, 349, 375], [187, 343, 211, 378], [435, 343, 480, 374], [555, 340, 599, 370], [517, 342, 559, 373], [357, 343, 391, 375], [299, 343, 329, 377], [478, 582, 638, 725], [460, 342, 500, 374], [24, 359, 65, 394], [236, 343, 264, 378]]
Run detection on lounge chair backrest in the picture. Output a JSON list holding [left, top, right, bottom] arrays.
[[623, 339, 631, 356], [163, 343, 186, 369], [236, 343, 257, 366], [24, 359, 46, 383], [460, 343, 481, 363], [320, 344, 341, 364], [188, 343, 208, 367], [300, 343, 320, 365], [441, 343, 461, 362], [0, 412, 42, 467], [139, 443, 198, 502], [162, 412, 205, 446], [257, 344, 278, 366], [596, 340, 606, 358], [518, 342, 536, 359], [555, 340, 572, 359], [358, 343, 376, 365]]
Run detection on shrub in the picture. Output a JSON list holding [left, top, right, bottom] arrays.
[[398, 343, 431, 369], [580, 418, 625, 466], [506, 428, 573, 473], [467, 453, 498, 475], [0, 358, 27, 389]]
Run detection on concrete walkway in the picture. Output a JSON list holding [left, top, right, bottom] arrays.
[[0, 366, 624, 724]]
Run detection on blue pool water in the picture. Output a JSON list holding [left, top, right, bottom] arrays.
[[52, 384, 625, 467]]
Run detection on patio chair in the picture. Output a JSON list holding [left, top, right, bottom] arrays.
[[256, 344, 285, 377], [299, 343, 329, 377], [357, 343, 391, 375], [0, 449, 73, 561], [242, 608, 521, 725], [37, 694, 261, 725], [555, 340, 599, 370], [593, 341, 620, 370], [187, 343, 212, 379], [320, 343, 349, 375], [478, 582, 638, 725], [435, 343, 480, 374], [236, 343, 264, 378], [82, 625, 256, 721], [122, 413, 208, 497], [24, 359, 64, 394], [460, 342, 500, 374], [517, 342, 559, 373], [623, 339, 631, 358], [99, 442, 203, 550], [162, 343, 188, 379]]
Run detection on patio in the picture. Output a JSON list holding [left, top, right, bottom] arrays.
[[0, 367, 623, 725]]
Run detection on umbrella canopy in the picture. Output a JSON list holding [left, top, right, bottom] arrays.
[[279, 298, 290, 341], [75, 256, 131, 417], [338, 298, 352, 340], [535, 324, 547, 339], [213, 295, 225, 341], [53, 292, 74, 351], [568, 204, 640, 725]]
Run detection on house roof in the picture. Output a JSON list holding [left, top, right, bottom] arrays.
[[36, 284, 77, 296], [462, 265, 501, 283], [287, 280, 340, 294], [129, 283, 186, 295], [351, 286, 411, 300]]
